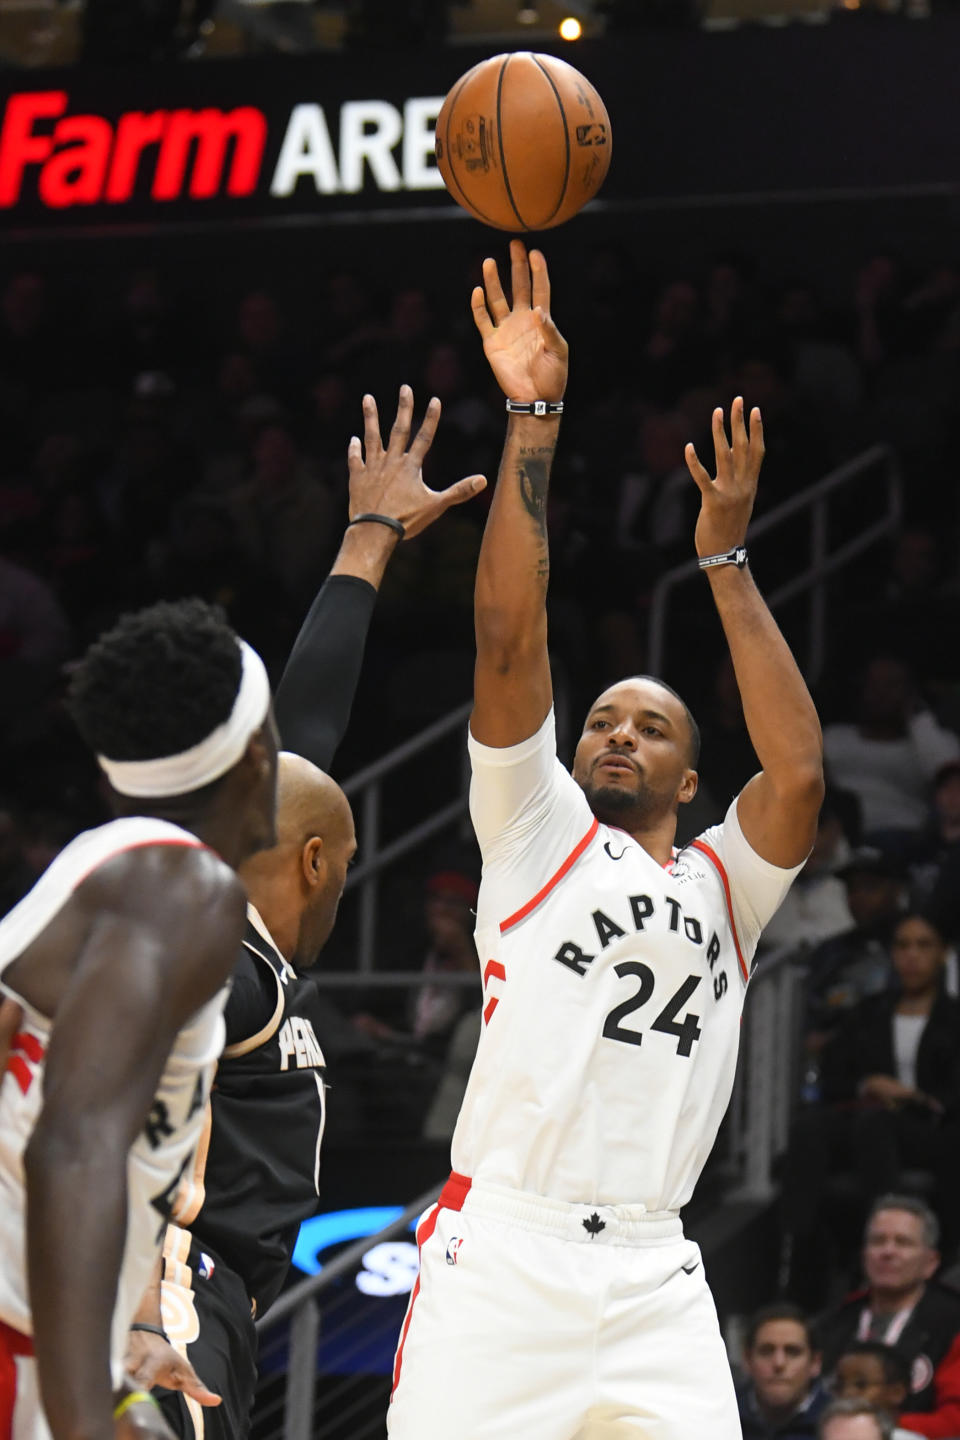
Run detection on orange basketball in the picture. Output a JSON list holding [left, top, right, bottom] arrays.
[[434, 52, 612, 232]]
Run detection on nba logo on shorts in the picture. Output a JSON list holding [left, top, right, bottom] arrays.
[[445, 1237, 464, 1266], [197, 1252, 216, 1280]]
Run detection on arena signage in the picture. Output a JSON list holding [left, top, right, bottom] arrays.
[[0, 89, 445, 211]]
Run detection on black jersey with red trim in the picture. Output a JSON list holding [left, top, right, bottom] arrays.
[[172, 908, 326, 1315]]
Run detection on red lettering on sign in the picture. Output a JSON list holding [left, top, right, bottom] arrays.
[[105, 111, 167, 203], [0, 91, 67, 206], [0, 92, 268, 208]]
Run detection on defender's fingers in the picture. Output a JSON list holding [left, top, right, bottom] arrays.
[[730, 395, 748, 455], [362, 394, 383, 458], [684, 443, 713, 494], [482, 257, 509, 320], [432, 474, 487, 512], [388, 384, 414, 454], [510, 238, 532, 310], [409, 396, 442, 466], [530, 248, 551, 314], [346, 434, 363, 474], [471, 285, 494, 337]]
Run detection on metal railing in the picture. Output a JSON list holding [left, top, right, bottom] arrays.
[[255, 1185, 441, 1440], [723, 944, 808, 1202], [647, 444, 901, 679], [340, 700, 472, 974]]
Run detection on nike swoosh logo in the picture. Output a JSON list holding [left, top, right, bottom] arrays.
[[604, 841, 628, 861], [681, 1262, 700, 1275]]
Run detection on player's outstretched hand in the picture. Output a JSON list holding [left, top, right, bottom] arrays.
[[684, 397, 764, 560], [124, 1330, 222, 1408], [346, 385, 486, 541], [471, 240, 568, 404]]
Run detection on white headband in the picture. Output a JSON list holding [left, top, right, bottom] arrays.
[[97, 640, 271, 799]]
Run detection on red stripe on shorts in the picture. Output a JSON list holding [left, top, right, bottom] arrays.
[[688, 839, 749, 984], [499, 818, 599, 934], [11, 1034, 42, 1064], [390, 1173, 472, 1400], [0, 1320, 34, 1440]]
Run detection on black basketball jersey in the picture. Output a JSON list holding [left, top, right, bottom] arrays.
[[172, 908, 327, 1315]]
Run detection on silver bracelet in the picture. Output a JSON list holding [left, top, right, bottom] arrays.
[[505, 399, 564, 417], [698, 546, 748, 571]]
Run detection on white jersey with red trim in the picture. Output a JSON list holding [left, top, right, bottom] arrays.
[[0, 816, 228, 1385], [452, 709, 802, 1212]]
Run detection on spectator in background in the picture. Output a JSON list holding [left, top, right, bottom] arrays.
[[915, 766, 960, 949], [354, 869, 480, 1060], [816, 1196, 960, 1438], [831, 1341, 914, 1440], [785, 914, 960, 1297], [761, 788, 859, 953], [804, 848, 906, 1040], [819, 1400, 893, 1440], [738, 1303, 830, 1439], [823, 658, 960, 838], [228, 420, 337, 605]]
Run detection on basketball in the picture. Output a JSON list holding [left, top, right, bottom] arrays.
[[434, 52, 612, 232]]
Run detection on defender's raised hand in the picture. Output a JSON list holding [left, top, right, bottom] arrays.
[[471, 241, 568, 404], [346, 385, 486, 542], [684, 397, 764, 559]]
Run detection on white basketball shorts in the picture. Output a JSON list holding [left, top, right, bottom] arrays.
[[387, 1173, 741, 1440]]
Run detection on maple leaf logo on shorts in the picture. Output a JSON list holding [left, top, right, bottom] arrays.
[[582, 1212, 606, 1237]]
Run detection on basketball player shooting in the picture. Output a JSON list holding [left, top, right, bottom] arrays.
[[386, 241, 825, 1439]]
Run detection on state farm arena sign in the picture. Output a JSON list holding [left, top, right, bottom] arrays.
[[0, 57, 464, 234]]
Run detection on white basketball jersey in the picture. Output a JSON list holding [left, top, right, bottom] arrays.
[[453, 710, 802, 1212], [0, 816, 229, 1384]]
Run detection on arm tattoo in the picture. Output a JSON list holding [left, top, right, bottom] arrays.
[[516, 444, 555, 526]]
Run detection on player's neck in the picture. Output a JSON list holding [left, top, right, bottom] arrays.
[[118, 794, 255, 871], [618, 815, 678, 867]]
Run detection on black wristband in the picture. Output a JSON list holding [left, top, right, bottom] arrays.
[[504, 399, 564, 417], [347, 513, 405, 539], [698, 545, 748, 571], [130, 1322, 169, 1341]]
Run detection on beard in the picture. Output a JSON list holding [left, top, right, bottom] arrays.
[[581, 776, 662, 827]]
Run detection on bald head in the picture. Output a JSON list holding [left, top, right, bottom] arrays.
[[241, 752, 357, 967], [275, 751, 352, 851]]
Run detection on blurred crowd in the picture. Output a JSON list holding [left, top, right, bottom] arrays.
[[3, 234, 960, 1408]]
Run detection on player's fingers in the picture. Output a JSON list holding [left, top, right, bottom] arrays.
[[346, 434, 363, 474], [529, 248, 551, 314], [409, 396, 441, 466], [711, 407, 731, 478], [730, 395, 748, 457], [510, 238, 532, 310], [433, 474, 487, 513], [471, 285, 494, 338], [388, 384, 414, 454], [749, 405, 765, 462], [684, 442, 713, 494], [482, 257, 509, 320], [362, 394, 383, 459]]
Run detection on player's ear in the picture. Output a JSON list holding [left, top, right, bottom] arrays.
[[677, 769, 698, 806], [302, 835, 325, 889]]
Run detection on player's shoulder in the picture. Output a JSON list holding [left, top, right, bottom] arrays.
[[78, 818, 243, 921]]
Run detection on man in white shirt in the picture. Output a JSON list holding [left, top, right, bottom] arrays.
[[387, 243, 824, 1439]]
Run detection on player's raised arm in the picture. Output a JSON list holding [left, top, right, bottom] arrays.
[[470, 240, 568, 747], [23, 851, 246, 1440], [276, 386, 485, 771], [685, 399, 824, 867]]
